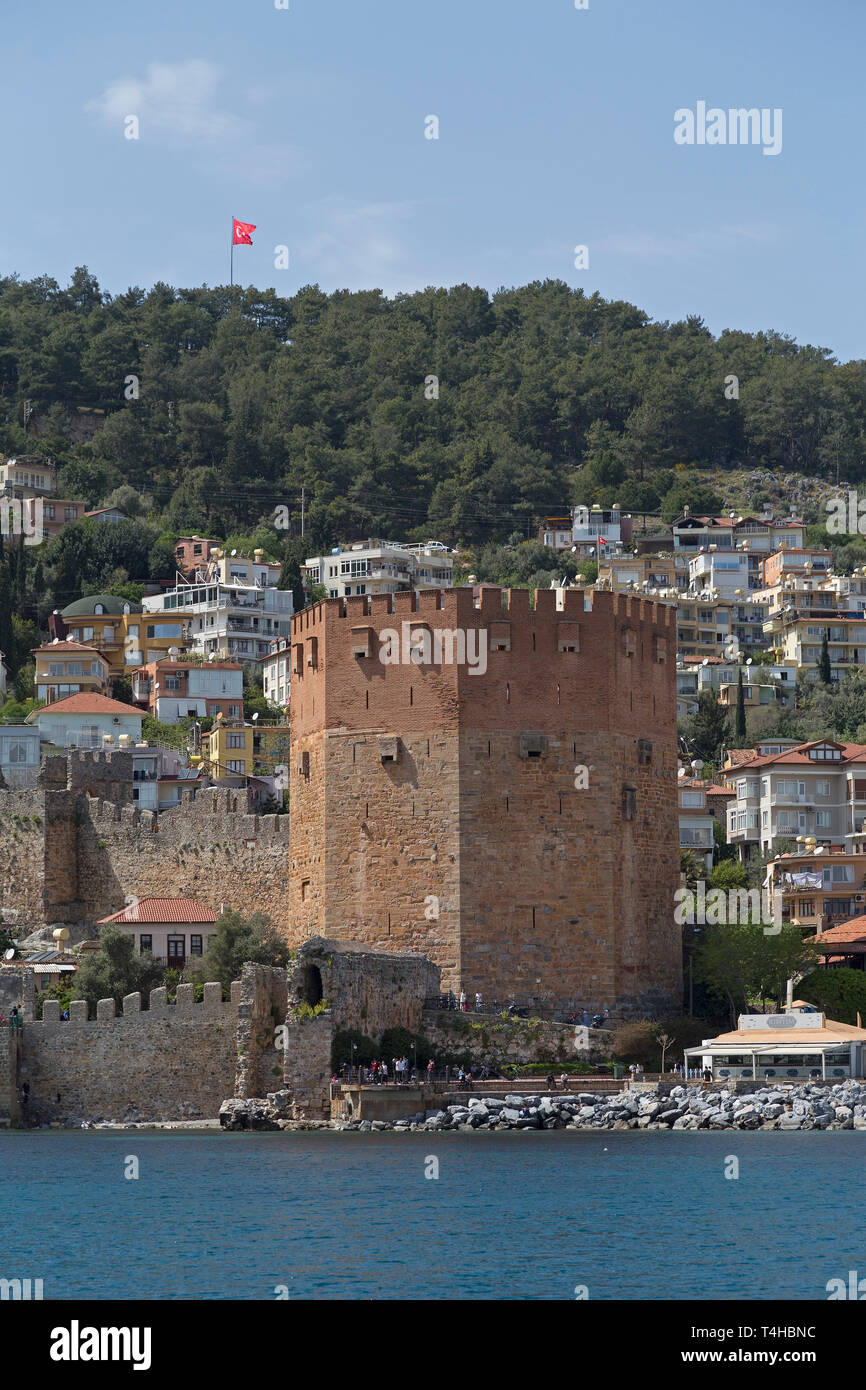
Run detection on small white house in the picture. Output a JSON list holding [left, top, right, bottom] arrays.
[[27, 691, 143, 749], [0, 724, 41, 789]]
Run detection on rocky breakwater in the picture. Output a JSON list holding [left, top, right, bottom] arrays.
[[333, 1081, 866, 1132]]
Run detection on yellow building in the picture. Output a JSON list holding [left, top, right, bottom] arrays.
[[204, 721, 291, 780], [597, 551, 686, 593], [59, 594, 187, 680], [33, 641, 111, 704], [763, 611, 866, 682]]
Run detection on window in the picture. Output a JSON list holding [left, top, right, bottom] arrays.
[[227, 733, 244, 749], [621, 786, 637, 821], [816, 811, 831, 828], [226, 760, 245, 774], [139, 935, 152, 953], [816, 779, 831, 797], [637, 739, 653, 766], [681, 790, 703, 808], [823, 864, 854, 885], [190, 936, 203, 956]]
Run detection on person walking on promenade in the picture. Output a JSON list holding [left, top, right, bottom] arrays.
[[380, 1060, 388, 1085], [546, 1073, 555, 1092], [459, 990, 467, 1012], [559, 1072, 569, 1090], [475, 992, 482, 1013], [427, 1058, 435, 1086], [448, 989, 456, 1011]]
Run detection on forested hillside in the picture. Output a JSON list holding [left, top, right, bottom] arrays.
[[2, 268, 865, 553]]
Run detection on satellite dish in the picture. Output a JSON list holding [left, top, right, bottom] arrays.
[[746, 657, 753, 665], [3, 948, 14, 960], [252, 712, 259, 721], [231, 549, 237, 557], [168, 646, 179, 658]]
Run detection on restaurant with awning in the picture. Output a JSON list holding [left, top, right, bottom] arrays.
[[684, 1003, 866, 1080]]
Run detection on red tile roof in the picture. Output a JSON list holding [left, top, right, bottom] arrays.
[[33, 641, 106, 656], [98, 897, 217, 925], [32, 691, 142, 717], [810, 915, 866, 944], [735, 740, 866, 770]]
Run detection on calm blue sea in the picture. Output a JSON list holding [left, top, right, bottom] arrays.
[[1, 1129, 862, 1300]]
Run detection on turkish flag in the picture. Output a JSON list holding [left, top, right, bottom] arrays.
[[232, 218, 256, 246]]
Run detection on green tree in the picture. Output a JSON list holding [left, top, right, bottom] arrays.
[[686, 691, 730, 765], [694, 922, 819, 1025], [797, 967, 866, 1026], [199, 909, 291, 992], [73, 925, 165, 1013], [818, 632, 832, 685], [735, 669, 747, 740]]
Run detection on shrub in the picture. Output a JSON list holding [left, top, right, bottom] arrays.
[[797, 968, 866, 1026]]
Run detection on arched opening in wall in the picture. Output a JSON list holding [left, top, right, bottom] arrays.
[[299, 963, 323, 1007]]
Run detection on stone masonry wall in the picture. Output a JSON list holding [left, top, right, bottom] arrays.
[[18, 982, 240, 1124], [288, 587, 682, 1016]]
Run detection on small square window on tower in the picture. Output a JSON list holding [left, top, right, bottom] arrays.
[[489, 620, 511, 653], [621, 785, 637, 820], [653, 635, 668, 664], [296, 749, 310, 779], [306, 636, 318, 668], [519, 732, 547, 759], [292, 643, 304, 675], [379, 736, 400, 764], [622, 628, 636, 657], [637, 739, 653, 766], [351, 626, 375, 659], [557, 620, 580, 653]]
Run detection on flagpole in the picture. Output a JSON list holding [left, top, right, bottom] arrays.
[[230, 217, 234, 286]]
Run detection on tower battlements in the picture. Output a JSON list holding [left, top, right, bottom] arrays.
[[290, 586, 675, 739]]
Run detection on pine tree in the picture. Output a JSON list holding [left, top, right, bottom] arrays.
[[735, 668, 747, 740], [0, 560, 13, 673], [818, 632, 832, 685]]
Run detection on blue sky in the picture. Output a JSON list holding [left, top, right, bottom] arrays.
[[4, 0, 864, 360]]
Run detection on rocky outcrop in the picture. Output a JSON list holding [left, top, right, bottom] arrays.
[[331, 1080, 866, 1132]]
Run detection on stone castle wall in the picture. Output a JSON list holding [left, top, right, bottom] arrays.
[[0, 778, 293, 936], [16, 981, 240, 1124]]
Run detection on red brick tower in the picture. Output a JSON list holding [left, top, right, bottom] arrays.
[[289, 586, 682, 1017]]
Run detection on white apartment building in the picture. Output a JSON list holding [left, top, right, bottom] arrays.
[[0, 455, 56, 496], [132, 746, 201, 812], [191, 548, 283, 588], [688, 550, 754, 598], [259, 636, 291, 709], [726, 740, 866, 859], [304, 540, 453, 599], [672, 510, 806, 553], [678, 777, 715, 873], [142, 580, 293, 661]]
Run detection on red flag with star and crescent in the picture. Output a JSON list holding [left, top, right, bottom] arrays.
[[232, 218, 256, 246]]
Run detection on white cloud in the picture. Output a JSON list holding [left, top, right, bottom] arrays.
[[88, 60, 248, 144], [296, 201, 420, 290]]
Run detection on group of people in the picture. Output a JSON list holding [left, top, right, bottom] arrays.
[[545, 1073, 575, 1091], [447, 991, 484, 1013], [339, 1057, 433, 1086], [0, 1007, 22, 1031]]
